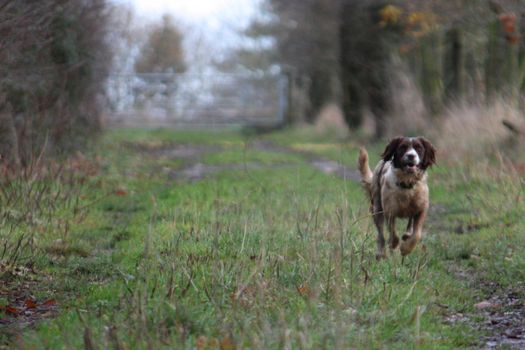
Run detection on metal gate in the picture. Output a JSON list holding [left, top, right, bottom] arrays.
[[105, 73, 288, 127]]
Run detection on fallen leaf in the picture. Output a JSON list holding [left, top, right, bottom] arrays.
[[196, 336, 207, 349], [114, 189, 128, 197], [5, 306, 20, 315], [25, 299, 37, 309], [297, 283, 310, 297], [42, 299, 57, 307], [220, 336, 235, 350]]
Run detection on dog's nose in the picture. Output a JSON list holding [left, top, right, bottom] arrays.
[[407, 154, 415, 160]]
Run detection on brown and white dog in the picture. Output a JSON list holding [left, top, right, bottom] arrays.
[[358, 137, 436, 259]]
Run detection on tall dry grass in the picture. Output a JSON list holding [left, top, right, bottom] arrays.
[[385, 65, 525, 167], [437, 99, 525, 160], [387, 59, 429, 136]]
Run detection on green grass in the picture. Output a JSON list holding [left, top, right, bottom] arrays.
[[2, 127, 524, 349]]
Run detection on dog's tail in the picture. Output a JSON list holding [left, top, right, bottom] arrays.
[[358, 147, 373, 197]]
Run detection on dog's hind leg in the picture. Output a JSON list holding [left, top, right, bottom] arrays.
[[388, 216, 399, 250], [373, 210, 386, 260], [400, 212, 426, 256]]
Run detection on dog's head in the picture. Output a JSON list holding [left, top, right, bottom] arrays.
[[381, 136, 436, 173]]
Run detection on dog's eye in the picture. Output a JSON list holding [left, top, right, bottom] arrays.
[[414, 144, 422, 152]]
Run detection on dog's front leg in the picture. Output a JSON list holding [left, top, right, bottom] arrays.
[[402, 217, 413, 242], [387, 216, 399, 250], [373, 211, 386, 260], [400, 211, 426, 256]]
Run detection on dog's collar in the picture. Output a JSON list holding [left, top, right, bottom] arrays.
[[396, 181, 415, 190]]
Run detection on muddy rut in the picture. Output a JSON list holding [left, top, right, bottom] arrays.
[[128, 139, 361, 182]]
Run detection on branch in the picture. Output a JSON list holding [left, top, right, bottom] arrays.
[[502, 119, 523, 135]]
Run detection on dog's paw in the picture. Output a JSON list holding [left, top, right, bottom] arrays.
[[400, 245, 411, 256], [400, 240, 417, 256], [390, 236, 400, 249]]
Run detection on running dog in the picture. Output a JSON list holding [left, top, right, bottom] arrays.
[[358, 137, 436, 259]]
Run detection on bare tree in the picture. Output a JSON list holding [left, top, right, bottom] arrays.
[[135, 15, 187, 74], [0, 0, 111, 165], [237, 0, 341, 121]]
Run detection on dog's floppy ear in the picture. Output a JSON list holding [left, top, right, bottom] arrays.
[[418, 137, 436, 169], [381, 136, 403, 162]]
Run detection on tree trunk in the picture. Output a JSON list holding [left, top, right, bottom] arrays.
[[0, 97, 20, 168], [444, 28, 465, 103]]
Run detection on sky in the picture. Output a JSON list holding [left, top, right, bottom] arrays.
[[111, 0, 263, 73], [127, 0, 258, 22], [119, 0, 260, 40]]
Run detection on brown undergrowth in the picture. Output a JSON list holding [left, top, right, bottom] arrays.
[[0, 152, 101, 339]]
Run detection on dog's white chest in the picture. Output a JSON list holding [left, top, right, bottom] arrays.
[[381, 167, 428, 218]]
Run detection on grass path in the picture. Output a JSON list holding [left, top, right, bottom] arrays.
[[2, 128, 524, 349]]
